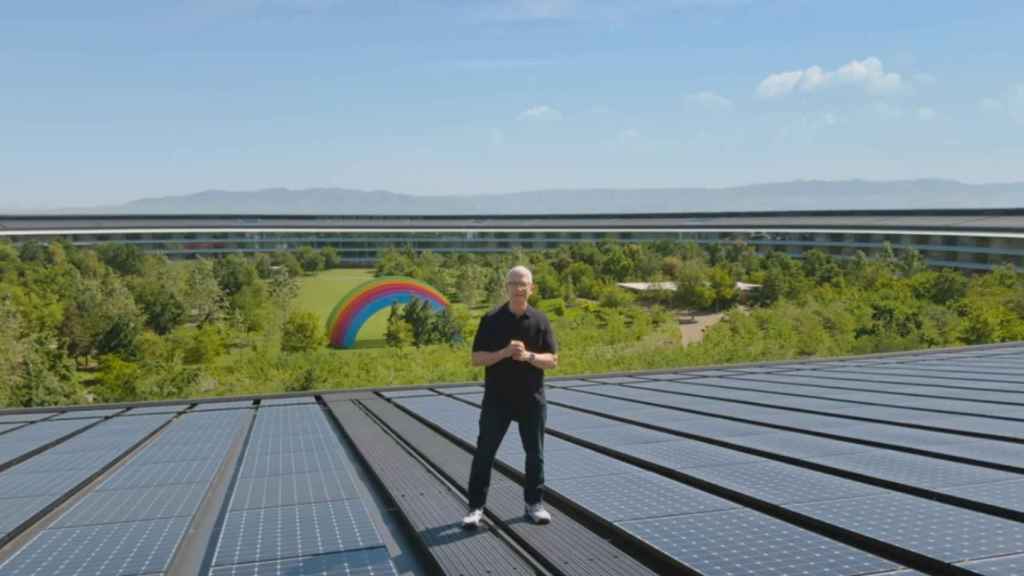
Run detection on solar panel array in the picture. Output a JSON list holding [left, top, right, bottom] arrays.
[[208, 402, 397, 576], [0, 408, 248, 576], [390, 344, 1024, 575], [1, 344, 1022, 575]]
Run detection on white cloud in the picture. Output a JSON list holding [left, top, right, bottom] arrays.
[[685, 91, 734, 111], [917, 107, 936, 121], [756, 57, 905, 99], [518, 105, 562, 120]]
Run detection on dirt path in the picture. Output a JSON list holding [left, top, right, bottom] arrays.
[[678, 311, 725, 346]]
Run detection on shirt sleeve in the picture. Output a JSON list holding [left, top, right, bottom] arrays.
[[540, 318, 558, 354], [472, 315, 496, 352]]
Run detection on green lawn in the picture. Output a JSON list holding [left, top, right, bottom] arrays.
[[295, 268, 389, 348]]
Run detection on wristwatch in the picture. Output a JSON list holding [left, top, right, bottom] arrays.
[[528, 352, 536, 363]]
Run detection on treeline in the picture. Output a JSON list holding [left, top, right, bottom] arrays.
[[1, 238, 1022, 408]]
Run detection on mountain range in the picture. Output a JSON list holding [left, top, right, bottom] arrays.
[[44, 179, 1024, 215]]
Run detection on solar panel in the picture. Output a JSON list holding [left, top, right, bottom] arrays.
[[10, 448, 124, 473], [260, 396, 317, 406], [0, 496, 54, 538], [436, 385, 483, 394], [247, 432, 341, 455], [124, 404, 190, 415], [213, 499, 382, 566], [936, 441, 1024, 468], [541, 448, 637, 480], [938, 479, 1024, 512], [618, 508, 901, 576], [584, 376, 651, 384], [961, 553, 1024, 576], [240, 447, 350, 478], [97, 458, 220, 490], [549, 472, 737, 521], [566, 425, 685, 447], [681, 461, 885, 505], [810, 451, 1018, 489], [726, 431, 871, 459], [230, 469, 360, 511], [50, 409, 123, 420], [790, 493, 1024, 562], [0, 413, 56, 424], [378, 389, 436, 399], [191, 401, 255, 412], [0, 516, 191, 576], [0, 470, 91, 498], [0, 424, 18, 435], [53, 483, 208, 528], [624, 439, 763, 469], [209, 546, 396, 576]]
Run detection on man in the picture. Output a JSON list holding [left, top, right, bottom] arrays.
[[462, 265, 558, 528]]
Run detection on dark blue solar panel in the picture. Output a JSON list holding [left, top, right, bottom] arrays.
[[810, 450, 1018, 489], [0, 496, 53, 538], [790, 493, 1024, 562], [97, 458, 220, 490], [12, 449, 124, 473], [124, 404, 190, 415], [961, 554, 1024, 576], [619, 508, 900, 576], [0, 470, 91, 498], [260, 397, 317, 406], [567, 425, 680, 447], [129, 441, 229, 465], [378, 389, 436, 399], [209, 546, 397, 576], [53, 483, 208, 528], [230, 469, 360, 511], [682, 461, 884, 505], [247, 432, 340, 455], [938, 479, 1024, 512], [549, 472, 736, 521], [213, 499, 382, 566], [240, 447, 350, 479], [0, 413, 56, 425], [541, 448, 637, 480], [623, 438, 762, 469], [191, 401, 255, 412], [0, 516, 191, 576], [727, 431, 871, 459]]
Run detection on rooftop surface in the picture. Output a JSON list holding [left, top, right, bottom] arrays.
[[0, 343, 1023, 575]]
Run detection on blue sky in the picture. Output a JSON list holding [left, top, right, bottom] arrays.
[[2, 1, 1022, 208]]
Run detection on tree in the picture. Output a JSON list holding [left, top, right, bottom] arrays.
[[272, 252, 303, 279], [321, 246, 341, 269], [96, 243, 145, 276], [281, 311, 323, 352], [673, 260, 714, 311], [297, 246, 325, 273], [214, 254, 259, 297], [182, 259, 227, 326], [385, 303, 413, 348], [63, 273, 144, 361]]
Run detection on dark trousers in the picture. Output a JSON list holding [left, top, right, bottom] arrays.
[[467, 394, 546, 509]]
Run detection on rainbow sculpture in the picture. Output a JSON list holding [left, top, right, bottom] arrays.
[[327, 276, 449, 348]]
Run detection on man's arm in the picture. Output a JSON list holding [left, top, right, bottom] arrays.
[[472, 340, 524, 367], [521, 351, 558, 369]]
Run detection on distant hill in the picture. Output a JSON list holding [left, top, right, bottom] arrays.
[[52, 179, 1024, 214]]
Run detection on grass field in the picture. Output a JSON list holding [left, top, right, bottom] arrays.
[[295, 268, 390, 348]]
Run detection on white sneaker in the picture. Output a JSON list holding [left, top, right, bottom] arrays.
[[462, 508, 484, 529], [524, 503, 551, 525]]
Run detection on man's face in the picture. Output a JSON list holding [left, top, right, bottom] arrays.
[[506, 274, 533, 303]]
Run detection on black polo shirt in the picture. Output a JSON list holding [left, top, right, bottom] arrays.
[[472, 302, 558, 408]]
